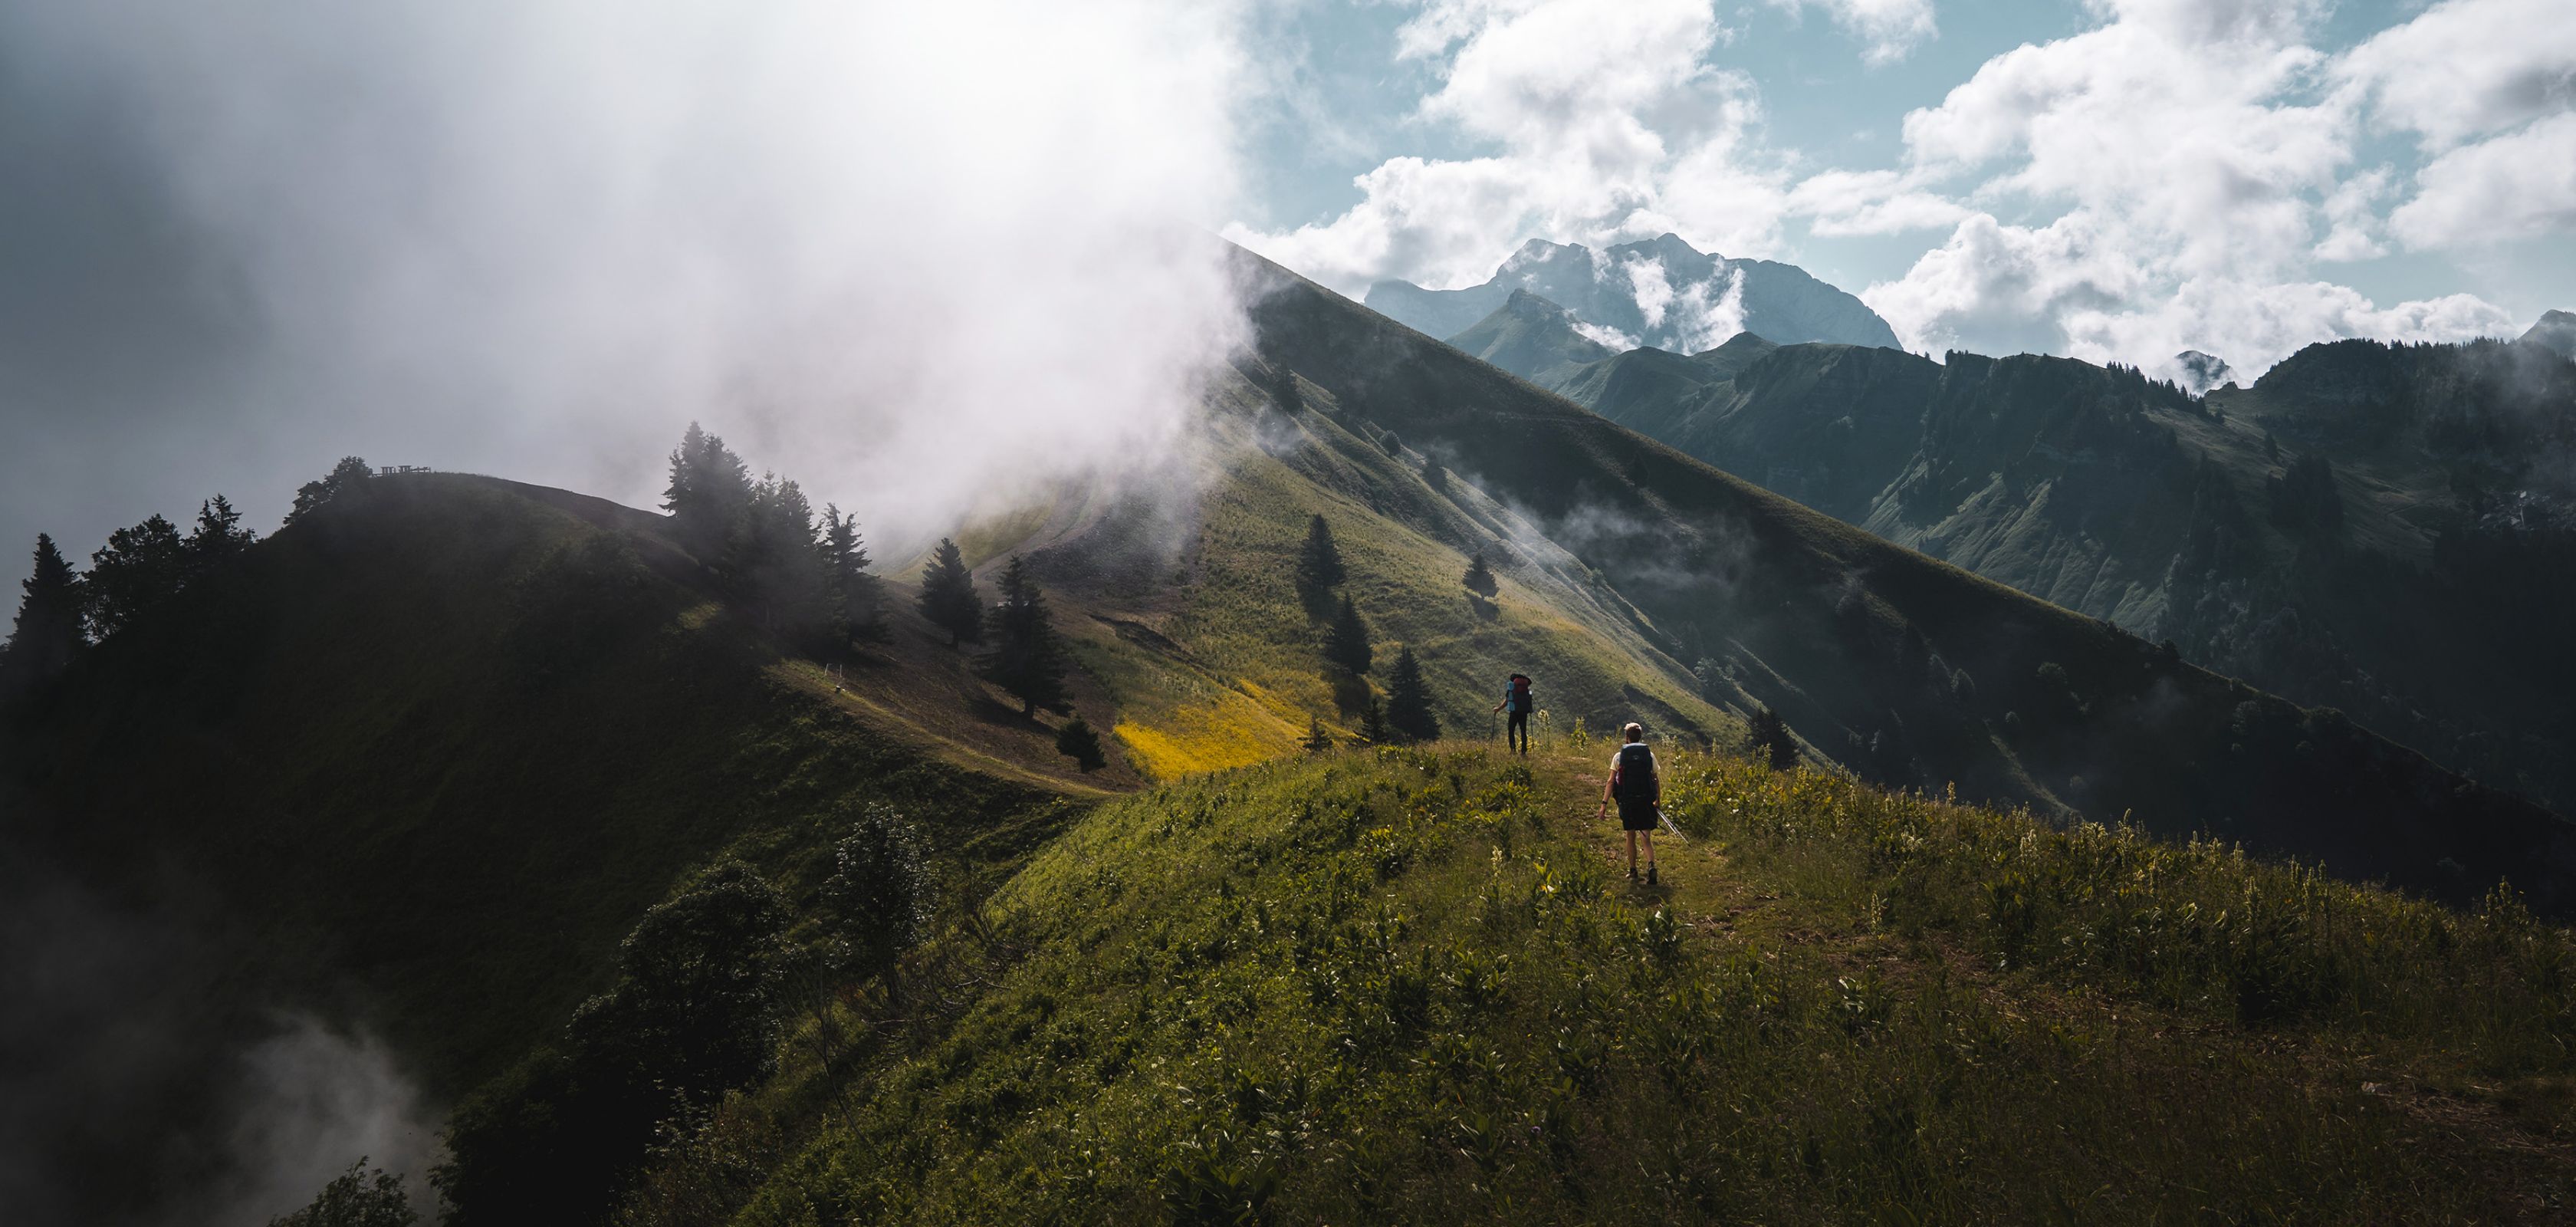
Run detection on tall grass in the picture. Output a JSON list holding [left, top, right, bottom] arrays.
[[631, 745, 2575, 1225]]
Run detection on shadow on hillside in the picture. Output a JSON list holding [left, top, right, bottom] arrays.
[[1327, 669, 1374, 717], [1297, 581, 1338, 622], [967, 693, 1051, 734]]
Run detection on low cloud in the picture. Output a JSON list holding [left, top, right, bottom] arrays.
[[0, 0, 1253, 564]]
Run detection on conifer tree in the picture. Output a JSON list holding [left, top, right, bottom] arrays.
[[1744, 705, 1797, 771], [184, 495, 256, 578], [979, 555, 1070, 717], [1302, 717, 1334, 755], [84, 514, 187, 639], [661, 423, 751, 557], [1294, 514, 1345, 594], [1323, 593, 1372, 674], [1359, 696, 1388, 745], [1054, 714, 1107, 773], [818, 505, 882, 642], [1384, 646, 1439, 743], [0, 535, 85, 696], [729, 474, 829, 637], [1462, 551, 1497, 597], [917, 538, 984, 649]]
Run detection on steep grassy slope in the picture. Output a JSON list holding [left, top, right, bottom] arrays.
[[630, 742, 2576, 1225], [1234, 248, 2576, 913]]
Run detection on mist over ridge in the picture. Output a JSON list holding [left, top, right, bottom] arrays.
[[0, 0, 1256, 566]]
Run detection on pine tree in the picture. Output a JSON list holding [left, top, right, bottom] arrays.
[[84, 514, 187, 639], [1323, 593, 1372, 674], [0, 535, 86, 697], [1359, 696, 1388, 745], [1744, 705, 1797, 771], [2262, 430, 2279, 463], [1384, 646, 1440, 742], [1054, 715, 1107, 772], [1302, 717, 1334, 754], [729, 474, 830, 637], [818, 505, 882, 642], [1294, 515, 1345, 594], [1422, 458, 1447, 491], [184, 495, 256, 579], [979, 556, 1070, 717], [1462, 551, 1497, 597], [917, 538, 984, 649], [662, 424, 751, 557]]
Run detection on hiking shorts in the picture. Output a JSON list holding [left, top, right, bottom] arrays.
[[1618, 799, 1660, 832]]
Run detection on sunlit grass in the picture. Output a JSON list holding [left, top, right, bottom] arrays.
[[632, 742, 2576, 1225]]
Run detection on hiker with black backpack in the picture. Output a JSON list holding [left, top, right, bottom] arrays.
[[1492, 672, 1533, 755], [1595, 722, 1661, 883]]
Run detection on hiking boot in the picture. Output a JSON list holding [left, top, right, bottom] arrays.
[[1627, 865, 1638, 881], [1647, 864, 1658, 886]]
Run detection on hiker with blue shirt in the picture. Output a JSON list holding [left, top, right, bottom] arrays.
[[1492, 672, 1533, 755], [1595, 722, 1661, 884]]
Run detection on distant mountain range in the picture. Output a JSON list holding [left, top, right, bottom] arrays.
[[1365, 233, 1903, 353], [1456, 291, 2576, 813]]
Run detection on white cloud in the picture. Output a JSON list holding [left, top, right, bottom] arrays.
[[2336, 0, 2576, 149], [1856, 0, 2528, 375], [1788, 169, 1973, 235], [1766, 0, 1937, 65], [2390, 112, 2576, 249], [1898, 16, 2344, 279], [2314, 166, 2392, 261], [1225, 0, 1790, 294], [0, 0, 1254, 556]]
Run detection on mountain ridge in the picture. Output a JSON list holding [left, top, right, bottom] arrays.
[[1365, 233, 1902, 353]]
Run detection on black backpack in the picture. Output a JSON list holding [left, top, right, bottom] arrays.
[[1508, 675, 1532, 712], [1613, 742, 1658, 803]]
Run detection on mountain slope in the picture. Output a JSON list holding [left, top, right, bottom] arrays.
[[1366, 233, 1901, 352], [1239, 246, 2575, 913], [1548, 332, 2576, 814], [1439, 288, 1615, 387], [2522, 308, 2576, 359]]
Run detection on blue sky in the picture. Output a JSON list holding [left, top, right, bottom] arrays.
[[1224, 0, 2576, 376]]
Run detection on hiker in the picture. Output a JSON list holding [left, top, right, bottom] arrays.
[[1595, 722, 1661, 884], [1492, 672, 1533, 755]]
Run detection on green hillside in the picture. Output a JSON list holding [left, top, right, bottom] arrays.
[[631, 742, 2576, 1225], [9, 255, 2575, 1225], [1526, 328, 2576, 817], [1234, 248, 2575, 915]]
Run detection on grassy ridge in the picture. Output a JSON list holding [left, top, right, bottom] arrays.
[[4, 475, 1070, 1095], [631, 742, 2576, 1225]]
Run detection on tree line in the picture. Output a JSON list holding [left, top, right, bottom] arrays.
[[662, 423, 883, 654], [0, 487, 268, 703]]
